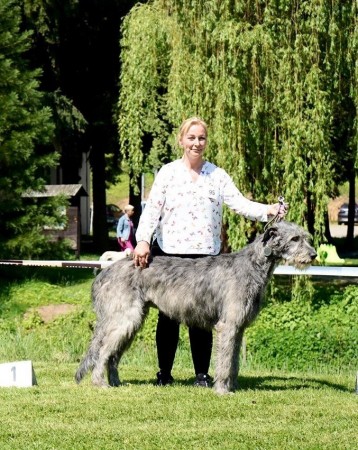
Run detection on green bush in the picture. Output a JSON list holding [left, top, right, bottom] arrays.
[[246, 284, 358, 370]]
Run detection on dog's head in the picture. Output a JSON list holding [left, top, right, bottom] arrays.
[[262, 221, 317, 268]]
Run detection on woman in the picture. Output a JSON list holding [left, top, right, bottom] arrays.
[[134, 117, 287, 387], [116, 204, 135, 252]]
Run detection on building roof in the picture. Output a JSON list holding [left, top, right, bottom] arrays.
[[22, 184, 88, 198]]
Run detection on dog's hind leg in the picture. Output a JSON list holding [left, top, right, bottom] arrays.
[[107, 330, 138, 386], [91, 305, 146, 387], [214, 322, 244, 394]]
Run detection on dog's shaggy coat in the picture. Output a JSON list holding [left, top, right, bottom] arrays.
[[76, 221, 316, 394]]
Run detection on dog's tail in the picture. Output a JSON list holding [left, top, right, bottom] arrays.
[[75, 339, 100, 383], [75, 351, 94, 383]]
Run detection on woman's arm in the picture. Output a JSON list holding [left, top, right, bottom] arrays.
[[134, 166, 167, 267], [222, 171, 287, 221]]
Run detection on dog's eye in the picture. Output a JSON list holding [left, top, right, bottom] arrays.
[[291, 236, 300, 242]]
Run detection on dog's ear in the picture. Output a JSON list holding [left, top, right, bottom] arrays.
[[262, 225, 278, 244]]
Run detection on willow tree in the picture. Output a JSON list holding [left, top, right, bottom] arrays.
[[118, 0, 357, 250]]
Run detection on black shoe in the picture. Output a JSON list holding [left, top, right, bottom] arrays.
[[156, 371, 174, 386], [194, 373, 212, 388]]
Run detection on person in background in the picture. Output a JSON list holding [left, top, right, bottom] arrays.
[[116, 204, 135, 252], [133, 117, 288, 387]]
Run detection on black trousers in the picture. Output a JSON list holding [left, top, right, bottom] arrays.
[[151, 243, 213, 375]]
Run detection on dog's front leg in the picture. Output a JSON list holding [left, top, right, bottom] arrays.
[[214, 321, 244, 394]]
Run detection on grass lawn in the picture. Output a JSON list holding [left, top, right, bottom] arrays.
[[106, 172, 154, 209], [0, 261, 357, 449], [0, 362, 357, 450]]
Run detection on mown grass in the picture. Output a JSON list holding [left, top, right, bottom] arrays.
[[0, 362, 357, 450], [106, 172, 154, 208], [0, 266, 357, 449], [107, 175, 129, 207]]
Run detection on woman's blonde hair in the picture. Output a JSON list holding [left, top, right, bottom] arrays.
[[177, 117, 208, 145]]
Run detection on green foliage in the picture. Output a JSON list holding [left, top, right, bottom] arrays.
[[48, 88, 87, 145], [3, 195, 75, 259], [118, 3, 174, 185], [0, 0, 66, 259], [246, 283, 358, 370], [118, 0, 357, 249], [21, 310, 44, 330]]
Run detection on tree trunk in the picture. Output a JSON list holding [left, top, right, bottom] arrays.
[[347, 167, 356, 246], [306, 190, 315, 236], [91, 139, 108, 253], [324, 212, 333, 244], [129, 171, 142, 234]]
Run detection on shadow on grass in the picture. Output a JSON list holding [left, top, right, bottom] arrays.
[[120, 373, 352, 393], [0, 265, 94, 285], [236, 374, 351, 393]]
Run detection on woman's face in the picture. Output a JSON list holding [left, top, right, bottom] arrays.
[[180, 124, 207, 161]]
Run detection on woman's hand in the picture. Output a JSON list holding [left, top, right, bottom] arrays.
[[133, 241, 150, 268], [267, 202, 289, 219]]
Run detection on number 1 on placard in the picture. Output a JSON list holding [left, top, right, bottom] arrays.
[[11, 365, 16, 382]]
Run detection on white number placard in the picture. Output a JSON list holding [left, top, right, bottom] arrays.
[[0, 360, 37, 387]]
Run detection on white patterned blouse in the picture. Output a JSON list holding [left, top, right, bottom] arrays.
[[135, 159, 269, 255]]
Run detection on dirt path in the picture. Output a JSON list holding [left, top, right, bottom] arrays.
[[25, 304, 77, 323]]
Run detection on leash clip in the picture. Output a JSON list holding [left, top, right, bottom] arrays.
[[264, 195, 286, 231]]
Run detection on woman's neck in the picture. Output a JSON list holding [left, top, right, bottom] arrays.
[[181, 155, 205, 173]]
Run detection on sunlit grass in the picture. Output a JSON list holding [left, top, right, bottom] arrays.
[[106, 172, 154, 209], [0, 258, 357, 449], [106, 174, 129, 207], [0, 362, 356, 450]]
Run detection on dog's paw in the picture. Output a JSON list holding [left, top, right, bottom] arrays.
[[92, 378, 110, 388], [108, 377, 121, 387], [213, 382, 234, 395]]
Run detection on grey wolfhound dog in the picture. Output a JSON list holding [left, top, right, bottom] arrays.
[[75, 221, 316, 394]]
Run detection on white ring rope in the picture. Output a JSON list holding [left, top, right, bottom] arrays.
[[0, 260, 113, 270], [0, 260, 357, 277]]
